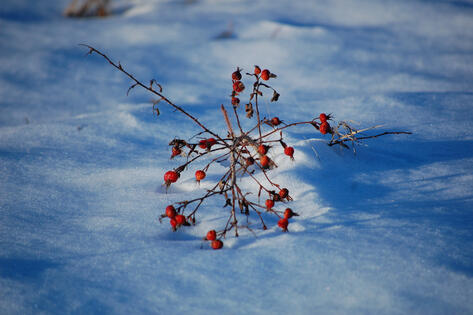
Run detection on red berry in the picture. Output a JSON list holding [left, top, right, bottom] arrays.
[[206, 230, 217, 241], [284, 208, 294, 219], [284, 146, 294, 158], [164, 171, 179, 184], [170, 218, 177, 229], [175, 214, 186, 226], [195, 170, 206, 182], [271, 117, 281, 126], [207, 138, 217, 148], [278, 218, 289, 231], [279, 188, 289, 199], [231, 97, 240, 106], [233, 81, 245, 93], [165, 205, 176, 218], [254, 65, 261, 75], [260, 155, 270, 168], [171, 146, 181, 157], [232, 69, 242, 81], [261, 69, 270, 81], [319, 113, 327, 123], [320, 122, 330, 135], [258, 144, 268, 155], [199, 139, 207, 149], [245, 156, 255, 166], [265, 199, 275, 210], [211, 239, 223, 250]]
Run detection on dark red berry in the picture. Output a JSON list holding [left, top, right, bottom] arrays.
[[199, 139, 207, 149], [211, 239, 223, 250], [260, 155, 270, 168], [164, 171, 179, 184], [319, 113, 327, 123], [206, 230, 217, 241], [232, 69, 242, 81], [271, 117, 281, 126], [175, 214, 186, 226], [207, 138, 217, 148], [278, 218, 289, 231], [279, 188, 289, 199], [233, 81, 245, 93], [231, 97, 240, 106], [261, 69, 270, 81], [254, 66, 261, 75], [166, 205, 176, 218], [258, 144, 268, 155], [284, 208, 295, 219], [284, 146, 294, 158], [320, 122, 330, 135], [195, 170, 206, 182], [170, 218, 177, 229], [265, 199, 275, 210]]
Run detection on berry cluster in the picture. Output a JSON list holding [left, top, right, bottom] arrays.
[[83, 45, 412, 249]]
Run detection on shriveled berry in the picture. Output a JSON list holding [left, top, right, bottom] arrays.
[[279, 188, 289, 199], [246, 156, 255, 166], [232, 69, 242, 81], [319, 113, 327, 123], [254, 65, 261, 75], [320, 122, 330, 135], [261, 69, 270, 81], [171, 146, 181, 157], [284, 146, 294, 158], [271, 117, 281, 126], [233, 81, 245, 93], [166, 205, 176, 218], [164, 171, 179, 184], [231, 97, 240, 106], [284, 208, 295, 219], [265, 199, 275, 210], [211, 239, 223, 250], [206, 230, 217, 241], [260, 155, 270, 168], [175, 214, 186, 226], [258, 144, 268, 155], [278, 218, 289, 231], [195, 170, 206, 182]]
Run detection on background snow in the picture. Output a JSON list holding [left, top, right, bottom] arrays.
[[1, 0, 473, 314]]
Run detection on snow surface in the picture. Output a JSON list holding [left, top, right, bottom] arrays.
[[1, 0, 473, 314]]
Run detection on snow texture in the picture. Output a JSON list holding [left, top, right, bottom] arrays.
[[1, 0, 473, 314]]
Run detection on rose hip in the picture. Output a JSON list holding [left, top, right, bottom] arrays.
[[278, 218, 289, 231], [195, 170, 206, 182], [166, 205, 176, 218], [261, 69, 270, 81], [279, 188, 289, 199], [320, 122, 330, 135], [265, 199, 275, 210], [175, 214, 186, 226], [260, 155, 270, 168], [206, 230, 217, 241], [164, 171, 179, 185], [211, 239, 223, 250], [284, 208, 295, 219], [284, 146, 294, 158]]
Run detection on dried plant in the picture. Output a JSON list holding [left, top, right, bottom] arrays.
[[82, 45, 411, 249], [64, 0, 110, 18]]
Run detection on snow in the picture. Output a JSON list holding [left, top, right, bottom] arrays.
[[1, 0, 473, 313]]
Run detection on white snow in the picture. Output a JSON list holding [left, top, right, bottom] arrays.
[[1, 0, 473, 314]]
